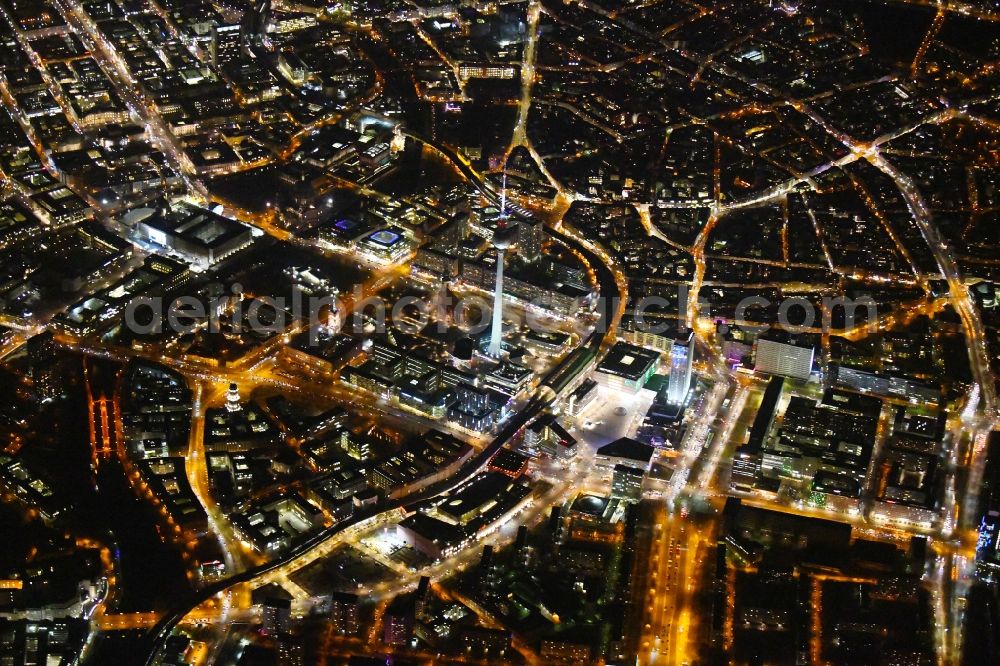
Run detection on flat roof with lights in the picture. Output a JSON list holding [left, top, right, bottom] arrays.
[[365, 228, 403, 247], [596, 341, 660, 381]]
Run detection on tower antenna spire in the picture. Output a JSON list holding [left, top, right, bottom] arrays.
[[499, 170, 508, 221]]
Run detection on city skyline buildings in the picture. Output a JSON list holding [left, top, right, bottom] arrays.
[[0, 0, 995, 664]]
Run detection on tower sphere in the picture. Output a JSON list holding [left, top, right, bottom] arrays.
[[493, 221, 516, 250]]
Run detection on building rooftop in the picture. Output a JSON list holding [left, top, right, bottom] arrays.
[[596, 342, 660, 382], [597, 437, 655, 466], [136, 202, 251, 252]]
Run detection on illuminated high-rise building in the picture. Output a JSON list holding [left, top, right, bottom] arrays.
[[667, 328, 694, 405], [262, 596, 290, 634], [754, 337, 814, 380], [241, 0, 271, 48], [209, 24, 242, 67], [518, 217, 544, 263], [225, 383, 242, 412], [27, 331, 61, 401]]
